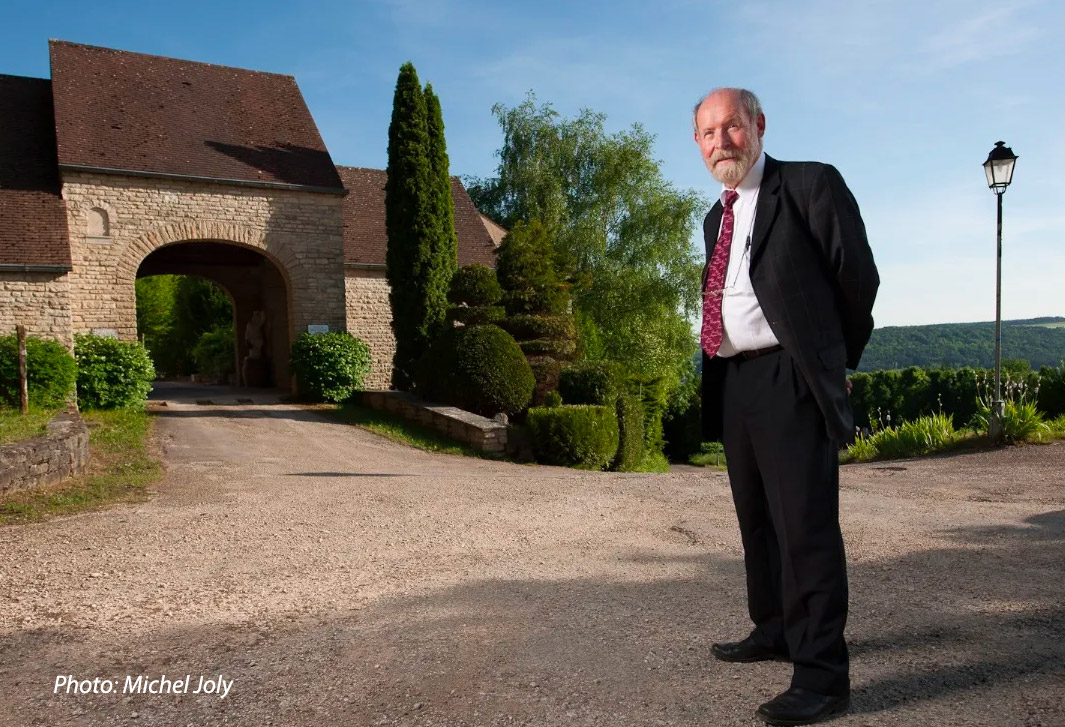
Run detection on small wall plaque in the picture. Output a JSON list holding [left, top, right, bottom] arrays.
[[90, 328, 119, 339], [307, 324, 330, 335]]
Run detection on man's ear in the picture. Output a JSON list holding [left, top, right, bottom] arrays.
[[756, 113, 766, 138]]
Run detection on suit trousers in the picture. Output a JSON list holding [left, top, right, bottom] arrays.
[[721, 348, 850, 697]]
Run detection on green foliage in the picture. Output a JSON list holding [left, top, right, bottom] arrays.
[[519, 339, 577, 358], [542, 390, 563, 408], [445, 305, 506, 326], [843, 413, 958, 462], [496, 219, 569, 316], [690, 441, 727, 469], [290, 332, 371, 403], [136, 275, 231, 376], [559, 360, 624, 405], [466, 93, 704, 392], [415, 325, 535, 416], [662, 363, 703, 463], [1037, 363, 1065, 417], [192, 328, 235, 381], [74, 334, 156, 409], [627, 373, 668, 455], [448, 264, 501, 307], [385, 64, 457, 390], [612, 393, 645, 472], [526, 404, 619, 470], [858, 317, 1065, 371], [501, 314, 576, 341], [0, 334, 76, 408], [425, 83, 459, 303]]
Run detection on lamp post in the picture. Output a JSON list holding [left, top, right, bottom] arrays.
[[982, 141, 1018, 442]]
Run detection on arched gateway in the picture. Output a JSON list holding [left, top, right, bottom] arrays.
[[0, 41, 499, 392]]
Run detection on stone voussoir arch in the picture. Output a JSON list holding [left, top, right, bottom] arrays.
[[117, 220, 298, 286]]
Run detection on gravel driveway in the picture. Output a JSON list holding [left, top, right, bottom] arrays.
[[1, 383, 1062, 726]]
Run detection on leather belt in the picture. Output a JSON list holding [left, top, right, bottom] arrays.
[[737, 344, 783, 360]]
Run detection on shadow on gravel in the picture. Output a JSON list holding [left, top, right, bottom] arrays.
[[150, 408, 334, 424], [3, 516, 1063, 725], [283, 472, 409, 478], [849, 509, 1065, 715]]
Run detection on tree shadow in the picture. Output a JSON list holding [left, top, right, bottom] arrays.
[[203, 141, 342, 188]]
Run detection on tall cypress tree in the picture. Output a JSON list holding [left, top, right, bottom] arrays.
[[424, 83, 458, 300], [385, 62, 433, 390]]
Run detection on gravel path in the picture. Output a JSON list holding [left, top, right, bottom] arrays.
[[1, 383, 1062, 726]]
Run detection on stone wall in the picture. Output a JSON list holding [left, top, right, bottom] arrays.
[[357, 390, 507, 454], [0, 272, 73, 348], [61, 172, 348, 343], [0, 408, 89, 495], [345, 268, 394, 390]]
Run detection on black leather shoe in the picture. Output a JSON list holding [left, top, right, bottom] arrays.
[[756, 686, 850, 725], [710, 636, 789, 663]]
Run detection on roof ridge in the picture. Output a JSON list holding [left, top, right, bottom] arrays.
[[48, 39, 296, 80]]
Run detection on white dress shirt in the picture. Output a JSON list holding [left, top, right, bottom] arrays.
[[716, 151, 780, 357]]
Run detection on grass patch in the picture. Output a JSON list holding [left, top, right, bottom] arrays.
[[0, 407, 60, 445], [0, 407, 161, 525], [689, 441, 728, 470], [328, 402, 494, 458]]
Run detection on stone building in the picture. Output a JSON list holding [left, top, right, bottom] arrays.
[[0, 41, 497, 390]]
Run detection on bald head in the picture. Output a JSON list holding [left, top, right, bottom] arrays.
[[692, 88, 763, 133], [692, 88, 766, 187]]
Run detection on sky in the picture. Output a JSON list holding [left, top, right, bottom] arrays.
[[3, 0, 1063, 328]]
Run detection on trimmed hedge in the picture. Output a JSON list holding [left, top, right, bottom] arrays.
[[560, 361, 624, 405], [0, 334, 77, 409], [415, 324, 535, 416], [290, 331, 372, 402], [75, 334, 156, 409], [501, 314, 576, 341], [527, 404, 619, 470], [612, 393, 645, 472], [446, 305, 506, 326], [519, 338, 577, 358], [448, 264, 502, 306]]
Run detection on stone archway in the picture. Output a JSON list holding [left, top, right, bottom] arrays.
[[137, 240, 294, 388]]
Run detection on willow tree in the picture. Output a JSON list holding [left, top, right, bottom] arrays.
[[466, 93, 705, 392]]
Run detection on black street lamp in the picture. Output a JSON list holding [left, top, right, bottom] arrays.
[[982, 141, 1018, 442]]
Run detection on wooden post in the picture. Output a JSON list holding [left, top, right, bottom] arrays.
[[17, 325, 28, 415]]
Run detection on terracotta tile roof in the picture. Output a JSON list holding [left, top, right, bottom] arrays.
[[0, 74, 70, 268], [49, 41, 343, 190], [338, 166, 497, 267]]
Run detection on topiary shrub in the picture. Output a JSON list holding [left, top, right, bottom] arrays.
[[75, 334, 156, 409], [448, 264, 502, 307], [501, 314, 576, 341], [612, 393, 645, 472], [0, 334, 77, 408], [542, 390, 563, 408], [526, 404, 619, 470], [290, 332, 371, 402], [519, 338, 577, 358], [415, 325, 535, 416], [446, 305, 506, 326], [560, 360, 624, 405], [192, 328, 235, 381]]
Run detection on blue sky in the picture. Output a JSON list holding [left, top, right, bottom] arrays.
[[4, 0, 1062, 327]]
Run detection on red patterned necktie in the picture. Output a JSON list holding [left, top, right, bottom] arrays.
[[701, 190, 740, 357]]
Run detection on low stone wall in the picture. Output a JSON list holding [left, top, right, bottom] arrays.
[[357, 391, 507, 454], [0, 409, 90, 496]]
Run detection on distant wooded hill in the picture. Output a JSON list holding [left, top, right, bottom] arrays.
[[857, 317, 1065, 372]]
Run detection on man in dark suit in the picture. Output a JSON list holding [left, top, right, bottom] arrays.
[[693, 87, 879, 725]]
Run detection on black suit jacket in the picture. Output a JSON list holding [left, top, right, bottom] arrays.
[[701, 155, 879, 443]]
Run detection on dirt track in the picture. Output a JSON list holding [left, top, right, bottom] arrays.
[[0, 383, 1062, 726]]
